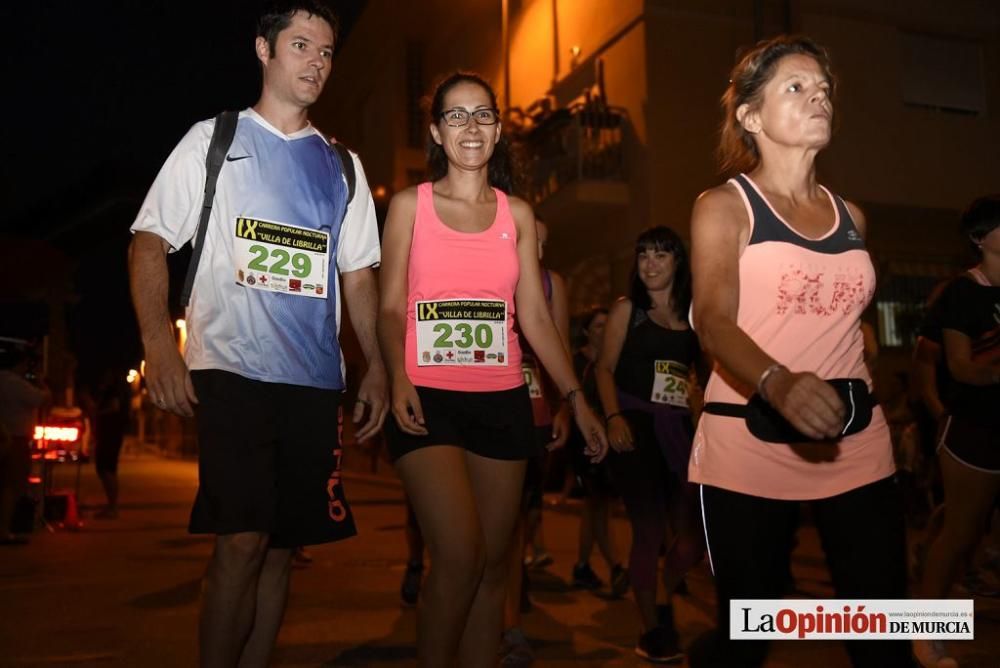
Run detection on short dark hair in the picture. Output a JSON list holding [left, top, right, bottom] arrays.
[[575, 305, 609, 347], [960, 194, 1000, 256], [718, 35, 835, 176], [257, 1, 339, 57], [628, 226, 692, 318], [426, 72, 515, 194], [580, 305, 608, 333]]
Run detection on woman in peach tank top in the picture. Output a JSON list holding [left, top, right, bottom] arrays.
[[377, 72, 608, 667], [686, 36, 909, 667]]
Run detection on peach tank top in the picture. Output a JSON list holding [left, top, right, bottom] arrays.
[[689, 174, 895, 500]]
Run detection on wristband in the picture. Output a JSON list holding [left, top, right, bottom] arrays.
[[605, 412, 625, 424], [757, 363, 788, 403], [564, 387, 583, 413]]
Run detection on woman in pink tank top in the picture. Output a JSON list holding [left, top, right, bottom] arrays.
[[377, 72, 608, 667], [687, 37, 909, 667]]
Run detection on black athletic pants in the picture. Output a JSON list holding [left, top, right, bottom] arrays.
[[695, 475, 914, 667]]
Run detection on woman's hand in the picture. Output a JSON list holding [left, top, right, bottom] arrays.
[[572, 402, 609, 463], [547, 405, 571, 451], [764, 369, 845, 440], [390, 374, 428, 436], [606, 413, 634, 453]]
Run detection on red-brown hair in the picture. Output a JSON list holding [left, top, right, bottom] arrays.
[[718, 35, 835, 176]]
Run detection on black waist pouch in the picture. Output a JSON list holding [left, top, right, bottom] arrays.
[[704, 378, 874, 443]]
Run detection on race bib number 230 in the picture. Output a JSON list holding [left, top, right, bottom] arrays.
[[416, 299, 508, 366], [234, 217, 329, 299]]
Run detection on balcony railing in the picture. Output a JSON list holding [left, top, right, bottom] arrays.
[[512, 102, 628, 207]]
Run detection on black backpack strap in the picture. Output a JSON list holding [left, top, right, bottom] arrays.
[[180, 110, 239, 307], [330, 141, 356, 204]]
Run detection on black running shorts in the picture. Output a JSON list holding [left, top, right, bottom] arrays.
[[384, 385, 540, 462], [188, 370, 356, 548], [940, 414, 1000, 473]]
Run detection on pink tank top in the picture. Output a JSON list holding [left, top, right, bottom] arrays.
[[689, 174, 895, 500], [404, 182, 524, 391]]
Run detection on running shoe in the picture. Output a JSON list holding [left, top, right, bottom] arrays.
[[519, 565, 533, 613], [911, 540, 928, 581], [572, 562, 604, 589], [527, 550, 554, 570], [912, 638, 958, 668], [94, 507, 119, 520], [291, 546, 313, 567], [500, 627, 534, 666], [960, 571, 1000, 597], [400, 561, 423, 607], [610, 564, 629, 598], [634, 625, 683, 664], [981, 546, 1000, 575]]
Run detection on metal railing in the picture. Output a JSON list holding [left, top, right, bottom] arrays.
[[872, 254, 966, 348], [511, 103, 628, 206]]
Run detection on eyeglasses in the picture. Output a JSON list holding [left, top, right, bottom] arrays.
[[439, 107, 500, 127]]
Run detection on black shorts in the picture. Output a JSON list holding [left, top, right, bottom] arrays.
[[94, 422, 125, 474], [384, 385, 540, 462], [940, 414, 1000, 473], [189, 370, 356, 548]]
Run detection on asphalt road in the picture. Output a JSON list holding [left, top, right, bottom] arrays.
[[2, 449, 997, 667]]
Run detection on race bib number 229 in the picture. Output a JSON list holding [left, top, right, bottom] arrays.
[[234, 216, 329, 299]]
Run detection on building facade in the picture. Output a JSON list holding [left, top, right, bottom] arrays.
[[317, 0, 1000, 357]]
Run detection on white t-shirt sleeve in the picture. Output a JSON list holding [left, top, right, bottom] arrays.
[[130, 119, 214, 252], [336, 150, 381, 273]]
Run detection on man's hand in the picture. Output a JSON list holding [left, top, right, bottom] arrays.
[[352, 364, 388, 442], [144, 337, 197, 417]]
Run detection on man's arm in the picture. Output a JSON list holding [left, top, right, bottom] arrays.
[[341, 266, 387, 442], [128, 231, 197, 416]]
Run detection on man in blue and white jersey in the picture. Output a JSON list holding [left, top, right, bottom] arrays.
[[128, 2, 386, 665]]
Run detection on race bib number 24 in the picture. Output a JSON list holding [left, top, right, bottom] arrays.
[[652, 360, 690, 407]]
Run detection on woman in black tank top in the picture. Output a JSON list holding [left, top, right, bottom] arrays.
[[595, 226, 705, 663], [916, 196, 1000, 666]]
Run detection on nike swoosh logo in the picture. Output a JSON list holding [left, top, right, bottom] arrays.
[[225, 155, 252, 162]]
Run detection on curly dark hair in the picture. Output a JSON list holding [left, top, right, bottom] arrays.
[[718, 35, 835, 176], [425, 72, 514, 194], [628, 226, 692, 319]]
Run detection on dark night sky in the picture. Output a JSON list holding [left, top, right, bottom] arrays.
[[2, 1, 365, 383]]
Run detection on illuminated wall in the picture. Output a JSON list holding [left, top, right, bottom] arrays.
[[320, 0, 1000, 308], [506, 0, 644, 110]]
